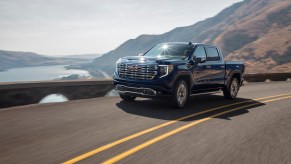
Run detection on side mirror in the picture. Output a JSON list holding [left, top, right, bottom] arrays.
[[194, 56, 206, 63], [138, 53, 144, 56]]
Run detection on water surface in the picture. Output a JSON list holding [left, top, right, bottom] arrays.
[[0, 65, 90, 82]]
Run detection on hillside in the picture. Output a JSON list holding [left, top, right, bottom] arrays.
[[61, 53, 103, 59], [0, 50, 92, 71], [0, 50, 53, 71], [84, 0, 291, 74]]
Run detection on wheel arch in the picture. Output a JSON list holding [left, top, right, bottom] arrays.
[[225, 70, 242, 87], [173, 74, 192, 93]]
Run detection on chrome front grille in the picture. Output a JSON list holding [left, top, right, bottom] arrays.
[[118, 64, 157, 80]]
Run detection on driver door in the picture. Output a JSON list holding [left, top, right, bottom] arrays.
[[191, 46, 210, 91]]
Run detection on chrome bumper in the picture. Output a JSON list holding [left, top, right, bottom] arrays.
[[115, 85, 157, 96]]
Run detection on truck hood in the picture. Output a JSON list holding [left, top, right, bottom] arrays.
[[120, 56, 186, 65]]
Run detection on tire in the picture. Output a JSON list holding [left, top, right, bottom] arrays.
[[119, 94, 136, 101], [172, 80, 189, 108], [223, 77, 239, 99]]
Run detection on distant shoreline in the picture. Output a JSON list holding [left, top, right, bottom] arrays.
[[65, 65, 110, 79], [0, 65, 94, 82], [0, 64, 67, 73]]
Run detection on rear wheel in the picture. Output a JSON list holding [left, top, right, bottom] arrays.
[[119, 94, 136, 101], [223, 77, 239, 99], [172, 80, 189, 108]]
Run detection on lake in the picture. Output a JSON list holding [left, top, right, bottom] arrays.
[[0, 65, 91, 82], [0, 65, 116, 103]]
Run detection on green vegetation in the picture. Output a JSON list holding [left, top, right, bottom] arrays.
[[265, 47, 291, 65], [223, 30, 258, 53], [267, 5, 291, 26]]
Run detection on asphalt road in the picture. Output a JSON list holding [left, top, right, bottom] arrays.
[[0, 81, 291, 164]]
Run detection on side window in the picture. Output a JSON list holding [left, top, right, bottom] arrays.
[[206, 47, 220, 61], [194, 46, 206, 58]]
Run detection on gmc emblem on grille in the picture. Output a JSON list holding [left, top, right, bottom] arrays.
[[127, 65, 139, 71]]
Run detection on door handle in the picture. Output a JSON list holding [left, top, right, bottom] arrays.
[[206, 65, 211, 69]]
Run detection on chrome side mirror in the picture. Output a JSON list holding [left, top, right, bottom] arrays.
[[200, 57, 206, 63], [194, 56, 206, 63]]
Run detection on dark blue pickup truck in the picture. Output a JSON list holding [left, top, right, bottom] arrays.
[[113, 42, 244, 108]]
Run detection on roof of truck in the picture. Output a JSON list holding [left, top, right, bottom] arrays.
[[161, 42, 216, 47]]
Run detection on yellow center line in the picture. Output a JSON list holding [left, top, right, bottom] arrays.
[[63, 93, 291, 164], [102, 95, 291, 164]]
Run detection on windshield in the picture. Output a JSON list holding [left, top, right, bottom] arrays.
[[143, 43, 193, 59]]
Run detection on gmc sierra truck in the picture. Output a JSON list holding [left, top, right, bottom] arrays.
[[113, 42, 244, 108]]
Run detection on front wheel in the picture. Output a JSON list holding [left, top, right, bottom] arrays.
[[172, 80, 189, 108], [119, 94, 136, 101], [223, 77, 239, 99]]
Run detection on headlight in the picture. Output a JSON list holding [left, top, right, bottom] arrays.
[[116, 59, 121, 73], [159, 65, 174, 77]]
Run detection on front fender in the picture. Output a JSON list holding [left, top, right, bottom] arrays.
[[169, 67, 193, 89]]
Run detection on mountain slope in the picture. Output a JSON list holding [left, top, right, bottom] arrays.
[[61, 53, 102, 59], [0, 50, 93, 71], [0, 50, 54, 71], [217, 0, 291, 73], [85, 0, 291, 74]]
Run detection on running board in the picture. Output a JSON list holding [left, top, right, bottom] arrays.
[[190, 91, 221, 96]]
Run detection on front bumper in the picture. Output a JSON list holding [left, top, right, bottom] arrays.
[[116, 85, 157, 97], [113, 73, 174, 98]]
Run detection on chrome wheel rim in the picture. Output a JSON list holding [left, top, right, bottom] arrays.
[[177, 83, 187, 106], [230, 79, 238, 98]]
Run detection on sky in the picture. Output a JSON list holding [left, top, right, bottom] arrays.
[[0, 0, 241, 56]]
